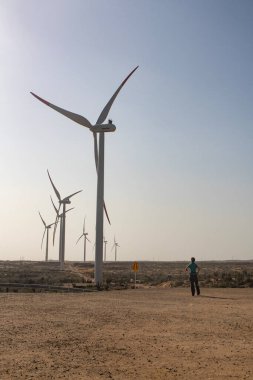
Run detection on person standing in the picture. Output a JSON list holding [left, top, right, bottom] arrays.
[[185, 257, 200, 296]]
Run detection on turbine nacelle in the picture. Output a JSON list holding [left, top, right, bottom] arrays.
[[61, 198, 71, 205], [91, 123, 116, 133]]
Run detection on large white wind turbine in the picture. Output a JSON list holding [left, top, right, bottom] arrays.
[[31, 66, 138, 286], [112, 236, 120, 262], [47, 170, 82, 269], [38, 212, 55, 261], [76, 217, 90, 262]]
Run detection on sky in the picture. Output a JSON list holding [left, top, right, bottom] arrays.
[[1, 0, 253, 262]]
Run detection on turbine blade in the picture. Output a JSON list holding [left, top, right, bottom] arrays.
[[53, 217, 59, 245], [86, 237, 91, 243], [41, 228, 46, 249], [38, 211, 46, 227], [76, 234, 84, 245], [50, 196, 60, 244], [111, 244, 115, 252], [30, 92, 93, 129], [96, 66, 139, 125], [62, 190, 82, 202], [47, 170, 61, 201], [83, 217, 86, 233], [50, 196, 59, 215], [65, 207, 74, 215], [104, 202, 111, 225]]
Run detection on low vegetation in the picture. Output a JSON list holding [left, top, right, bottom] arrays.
[[0, 260, 252, 292]]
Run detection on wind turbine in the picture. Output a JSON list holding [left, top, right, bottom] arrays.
[[31, 66, 138, 286], [103, 237, 108, 262], [76, 217, 90, 262], [38, 212, 55, 261], [47, 170, 82, 269], [50, 196, 74, 267], [112, 236, 120, 262]]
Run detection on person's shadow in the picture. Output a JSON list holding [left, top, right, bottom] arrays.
[[199, 295, 237, 300]]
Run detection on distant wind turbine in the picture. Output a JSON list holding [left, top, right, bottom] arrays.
[[47, 170, 82, 269], [31, 66, 138, 286], [38, 212, 55, 261], [112, 237, 120, 262], [103, 237, 108, 262], [76, 217, 90, 262], [50, 196, 74, 267]]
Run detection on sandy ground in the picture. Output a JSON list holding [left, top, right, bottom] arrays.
[[0, 288, 252, 380]]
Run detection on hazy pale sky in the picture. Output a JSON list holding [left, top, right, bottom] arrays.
[[1, 0, 253, 262]]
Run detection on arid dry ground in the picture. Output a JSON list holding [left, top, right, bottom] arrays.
[[0, 288, 252, 380]]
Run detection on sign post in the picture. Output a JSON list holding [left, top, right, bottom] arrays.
[[132, 261, 139, 289]]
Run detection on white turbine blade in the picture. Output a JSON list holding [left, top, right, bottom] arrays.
[[104, 203, 111, 225], [83, 217, 86, 233], [96, 66, 139, 125], [65, 207, 74, 215], [86, 237, 91, 243], [41, 228, 46, 249], [76, 234, 84, 245], [111, 244, 115, 252], [53, 217, 59, 245], [38, 211, 46, 227], [47, 170, 61, 202], [30, 92, 93, 129], [62, 190, 82, 202], [50, 195, 60, 244], [50, 196, 59, 215]]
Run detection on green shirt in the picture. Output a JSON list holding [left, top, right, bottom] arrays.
[[187, 262, 199, 274]]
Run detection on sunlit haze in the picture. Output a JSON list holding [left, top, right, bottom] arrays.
[[1, 0, 253, 262]]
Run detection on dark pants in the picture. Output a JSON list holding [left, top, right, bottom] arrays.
[[190, 273, 200, 296]]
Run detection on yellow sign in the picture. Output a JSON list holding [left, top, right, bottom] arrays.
[[132, 261, 139, 272]]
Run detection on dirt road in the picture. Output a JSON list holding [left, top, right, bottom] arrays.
[[0, 288, 252, 379]]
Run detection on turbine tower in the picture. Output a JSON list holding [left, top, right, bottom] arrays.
[[47, 170, 82, 270], [112, 236, 120, 262], [103, 237, 108, 262], [38, 212, 55, 261], [31, 66, 138, 286], [76, 217, 90, 262]]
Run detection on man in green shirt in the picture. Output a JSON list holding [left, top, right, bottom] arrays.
[[185, 257, 200, 296]]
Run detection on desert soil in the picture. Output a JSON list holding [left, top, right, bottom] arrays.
[[0, 288, 252, 380]]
